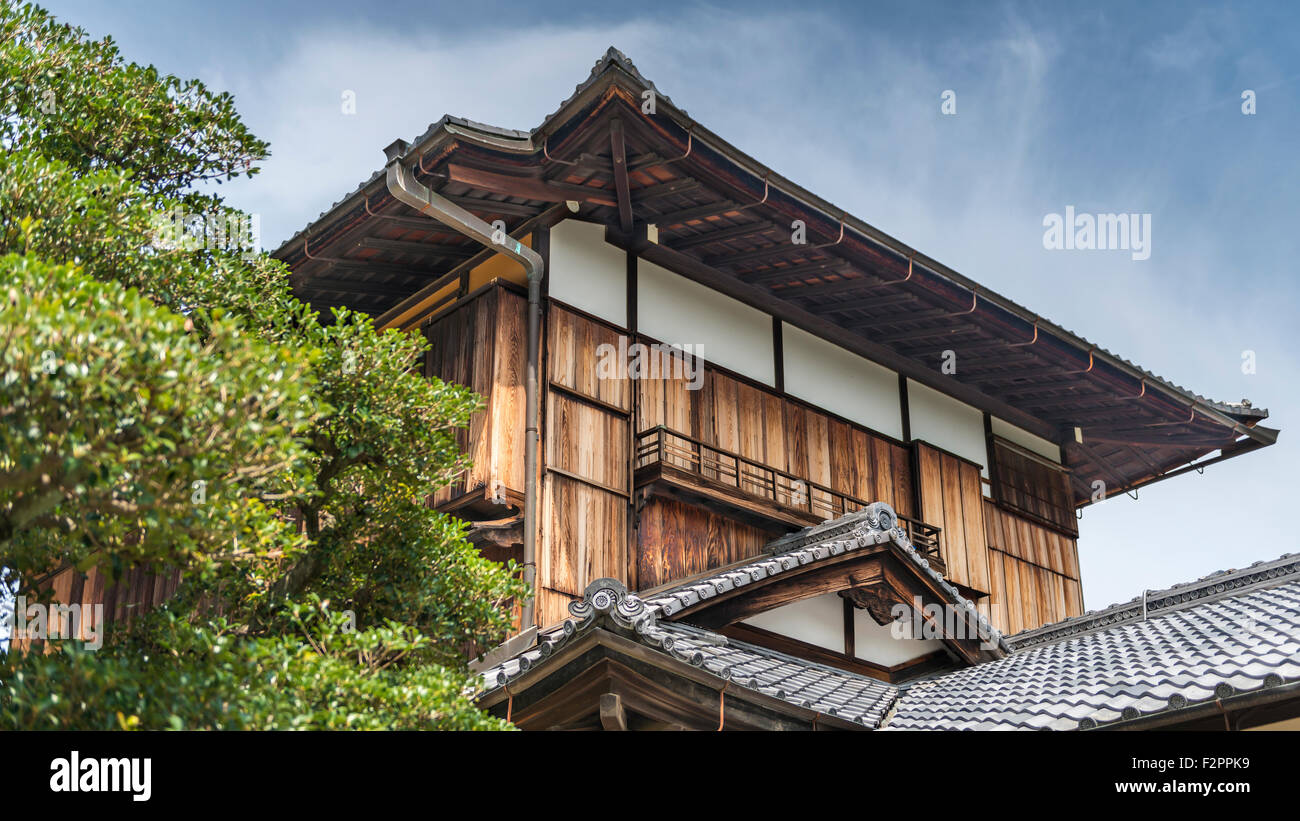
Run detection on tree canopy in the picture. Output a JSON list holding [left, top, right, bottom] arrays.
[[0, 2, 526, 730]]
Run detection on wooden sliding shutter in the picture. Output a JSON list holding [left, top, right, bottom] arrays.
[[914, 441, 990, 594], [989, 438, 1077, 537]]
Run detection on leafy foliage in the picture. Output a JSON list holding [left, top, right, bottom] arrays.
[[0, 2, 526, 729], [0, 254, 318, 581], [0, 0, 268, 197], [2, 601, 512, 730]]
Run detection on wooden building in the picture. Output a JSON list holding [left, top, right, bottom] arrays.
[[21, 50, 1289, 729], [273, 47, 1275, 667]]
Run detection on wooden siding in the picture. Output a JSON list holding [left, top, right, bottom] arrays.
[[548, 305, 632, 412], [537, 473, 628, 625], [990, 437, 1077, 537], [633, 344, 915, 519], [536, 305, 634, 626], [7, 564, 183, 653], [982, 499, 1083, 634], [426, 292, 1090, 637], [544, 300, 918, 605], [915, 442, 989, 594], [425, 286, 528, 507], [546, 391, 629, 494], [635, 497, 774, 591]]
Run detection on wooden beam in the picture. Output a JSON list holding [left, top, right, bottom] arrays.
[[447, 163, 618, 207], [357, 236, 475, 259], [772, 316, 784, 393], [653, 199, 743, 226], [667, 220, 776, 251], [299, 259, 451, 281], [842, 596, 855, 658], [609, 118, 633, 234], [297, 276, 418, 299], [813, 291, 921, 316], [707, 241, 816, 269], [739, 259, 853, 285], [363, 210, 466, 234], [684, 553, 889, 628], [441, 193, 538, 217], [599, 692, 628, 731], [630, 178, 701, 204]]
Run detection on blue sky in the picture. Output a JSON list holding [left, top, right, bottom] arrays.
[[37, 0, 1300, 611]]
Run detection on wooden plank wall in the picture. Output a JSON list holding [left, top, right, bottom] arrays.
[[636, 498, 774, 590], [543, 303, 917, 614], [982, 500, 1083, 635], [990, 438, 1077, 537], [637, 362, 916, 517], [915, 442, 990, 597], [520, 298, 1086, 634], [625, 325, 917, 598], [536, 306, 632, 627], [424, 286, 527, 507], [7, 565, 182, 653]]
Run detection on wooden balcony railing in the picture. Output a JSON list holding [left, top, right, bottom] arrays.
[[634, 425, 944, 569]]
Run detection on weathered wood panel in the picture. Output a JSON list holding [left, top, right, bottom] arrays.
[[547, 305, 631, 411], [544, 308, 923, 596], [915, 442, 989, 594], [982, 500, 1083, 634], [491, 290, 528, 497], [7, 564, 183, 653], [635, 497, 773, 591], [425, 286, 528, 507], [538, 473, 628, 599], [545, 391, 629, 493], [627, 334, 915, 520], [535, 587, 580, 630], [990, 437, 1077, 536], [982, 499, 1080, 579]]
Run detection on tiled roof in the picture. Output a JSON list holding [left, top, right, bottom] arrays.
[[884, 561, 1300, 730], [478, 496, 1300, 731], [478, 577, 898, 727], [638, 502, 1010, 654], [275, 47, 1270, 430], [1008, 552, 1300, 651], [478, 502, 1004, 725], [272, 48, 652, 253], [479, 549, 1300, 731]]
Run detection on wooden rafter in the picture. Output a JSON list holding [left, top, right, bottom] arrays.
[[609, 118, 634, 233]]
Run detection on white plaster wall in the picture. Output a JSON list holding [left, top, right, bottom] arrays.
[[743, 592, 843, 652], [852, 608, 946, 667], [991, 416, 1062, 463], [637, 258, 774, 385], [547, 219, 626, 326], [907, 378, 990, 486], [781, 323, 903, 439], [742, 592, 947, 667]]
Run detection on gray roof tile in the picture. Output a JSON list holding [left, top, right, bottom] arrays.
[[476, 506, 1300, 730]]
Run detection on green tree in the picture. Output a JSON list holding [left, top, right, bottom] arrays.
[[0, 2, 525, 729]]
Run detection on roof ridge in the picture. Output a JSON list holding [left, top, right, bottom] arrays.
[[478, 577, 897, 727], [642, 502, 1011, 655], [1007, 551, 1300, 650]]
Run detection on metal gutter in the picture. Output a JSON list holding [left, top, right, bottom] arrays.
[[383, 140, 545, 632]]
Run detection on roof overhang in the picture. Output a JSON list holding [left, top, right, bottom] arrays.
[[477, 627, 866, 731], [273, 48, 1278, 505], [638, 503, 1007, 666]]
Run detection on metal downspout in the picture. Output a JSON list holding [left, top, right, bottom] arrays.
[[383, 144, 544, 631]]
